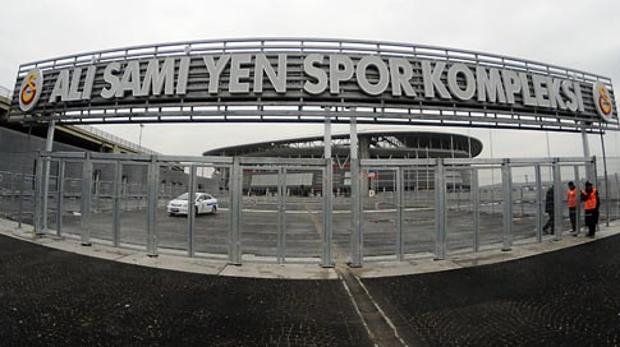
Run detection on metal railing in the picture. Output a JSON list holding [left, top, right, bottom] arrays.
[[13, 152, 610, 267]]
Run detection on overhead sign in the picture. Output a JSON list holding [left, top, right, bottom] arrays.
[[31, 54, 590, 114], [18, 68, 43, 112], [593, 82, 614, 121], [8, 38, 618, 132]]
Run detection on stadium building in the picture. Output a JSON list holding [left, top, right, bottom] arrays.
[[204, 131, 483, 196]]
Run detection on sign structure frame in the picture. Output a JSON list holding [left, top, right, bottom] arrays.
[[8, 38, 618, 133]]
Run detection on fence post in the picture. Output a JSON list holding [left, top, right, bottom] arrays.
[[350, 157, 363, 267], [229, 157, 242, 265], [434, 158, 446, 260], [535, 164, 543, 242], [80, 153, 92, 246], [472, 168, 480, 252], [187, 165, 196, 257], [33, 156, 43, 234], [112, 161, 121, 247], [396, 167, 404, 260], [146, 156, 159, 257], [552, 159, 562, 241], [321, 159, 334, 267], [277, 167, 286, 264], [574, 165, 581, 235], [56, 160, 65, 236], [501, 159, 513, 251]]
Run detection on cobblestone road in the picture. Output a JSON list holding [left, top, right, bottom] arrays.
[[363, 234, 620, 346], [0, 235, 372, 347]]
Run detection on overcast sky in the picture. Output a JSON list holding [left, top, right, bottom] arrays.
[[1, 0, 619, 161]]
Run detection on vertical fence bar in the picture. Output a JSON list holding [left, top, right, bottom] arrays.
[[41, 121, 56, 234], [56, 160, 65, 236], [350, 117, 362, 267], [552, 159, 562, 241], [80, 153, 92, 246], [277, 167, 286, 264], [229, 157, 241, 265], [600, 133, 610, 227], [146, 157, 159, 256], [112, 161, 121, 247], [33, 156, 43, 233], [535, 165, 543, 242], [17, 172, 24, 229], [574, 165, 581, 235], [322, 161, 334, 267], [350, 158, 362, 267], [187, 165, 197, 257], [396, 167, 404, 260], [472, 168, 480, 252], [434, 159, 446, 260], [501, 159, 513, 251]]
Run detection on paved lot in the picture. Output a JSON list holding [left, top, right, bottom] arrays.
[[0, 234, 372, 347], [54, 199, 554, 261], [362, 233, 620, 346]]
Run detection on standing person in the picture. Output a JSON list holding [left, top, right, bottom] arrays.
[[543, 185, 554, 234], [567, 182, 578, 234], [581, 181, 600, 238]]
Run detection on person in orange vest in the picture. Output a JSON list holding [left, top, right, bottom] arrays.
[[567, 181, 578, 234], [581, 181, 600, 238]]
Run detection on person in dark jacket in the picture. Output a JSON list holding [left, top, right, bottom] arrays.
[[581, 181, 600, 238], [543, 185, 554, 234]]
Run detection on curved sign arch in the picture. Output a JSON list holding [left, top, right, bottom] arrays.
[[8, 38, 618, 132]]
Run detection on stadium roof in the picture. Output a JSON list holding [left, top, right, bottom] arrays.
[[204, 130, 482, 159]]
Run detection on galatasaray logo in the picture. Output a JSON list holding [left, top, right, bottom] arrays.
[[18, 68, 43, 113], [592, 82, 614, 122]]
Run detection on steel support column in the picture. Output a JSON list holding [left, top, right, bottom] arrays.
[[41, 120, 56, 234], [277, 167, 286, 264], [535, 165, 543, 242], [472, 168, 480, 252], [56, 160, 65, 236], [80, 153, 92, 246], [349, 116, 362, 267], [187, 165, 197, 257], [146, 157, 159, 256], [434, 159, 446, 260], [501, 159, 513, 251], [112, 161, 121, 247], [229, 157, 242, 265], [33, 157, 42, 233], [600, 132, 610, 227], [322, 117, 334, 267], [552, 159, 562, 241], [582, 127, 593, 181], [574, 165, 582, 235], [396, 167, 404, 260]]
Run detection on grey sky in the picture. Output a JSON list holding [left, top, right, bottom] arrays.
[[1, 0, 619, 160]]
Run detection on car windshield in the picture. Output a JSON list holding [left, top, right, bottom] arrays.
[[174, 193, 200, 200]]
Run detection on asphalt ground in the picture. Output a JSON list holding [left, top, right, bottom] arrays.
[[0, 233, 373, 347], [362, 233, 620, 346], [52, 198, 562, 262]]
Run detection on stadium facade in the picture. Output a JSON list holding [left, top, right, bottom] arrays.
[[204, 130, 483, 195]]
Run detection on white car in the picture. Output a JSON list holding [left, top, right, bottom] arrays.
[[167, 192, 218, 216]]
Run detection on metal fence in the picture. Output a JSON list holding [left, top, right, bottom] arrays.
[[5, 151, 616, 267]]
